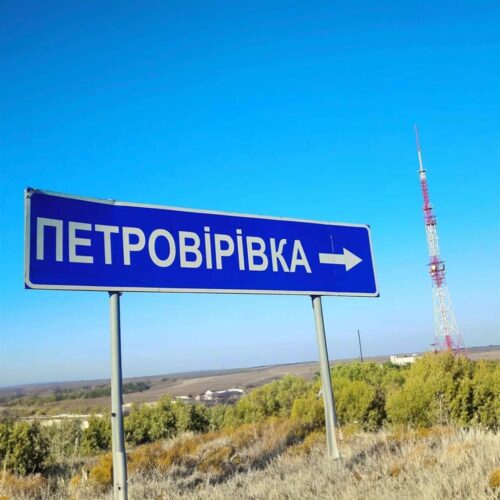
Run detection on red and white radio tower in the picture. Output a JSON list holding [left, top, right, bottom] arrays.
[[415, 126, 465, 353]]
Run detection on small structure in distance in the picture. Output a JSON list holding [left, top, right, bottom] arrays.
[[195, 388, 244, 404], [390, 354, 420, 366]]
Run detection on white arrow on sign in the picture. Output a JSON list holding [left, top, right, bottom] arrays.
[[318, 248, 363, 271]]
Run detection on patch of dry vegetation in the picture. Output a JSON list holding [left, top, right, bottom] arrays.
[[0, 472, 48, 499], [77, 417, 309, 493], [1, 424, 498, 499], [489, 468, 500, 489], [125, 426, 500, 500]]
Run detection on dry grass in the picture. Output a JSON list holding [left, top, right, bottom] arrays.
[[126, 417, 307, 484], [125, 426, 500, 500], [47, 417, 306, 498], [2, 425, 498, 499], [0, 472, 48, 498], [489, 468, 500, 489]]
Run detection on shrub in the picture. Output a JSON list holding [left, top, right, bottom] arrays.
[[197, 445, 234, 474], [287, 430, 325, 456], [126, 399, 216, 446], [125, 397, 177, 445], [332, 361, 386, 385], [470, 361, 500, 429], [125, 405, 156, 445], [228, 423, 261, 449], [89, 452, 113, 488], [290, 390, 325, 429], [1, 422, 49, 475], [0, 421, 10, 463], [81, 415, 111, 454], [123, 381, 151, 394], [42, 419, 83, 463], [155, 434, 203, 471], [229, 375, 309, 425], [150, 398, 178, 441], [489, 468, 500, 489], [208, 404, 230, 431], [128, 441, 164, 475], [333, 378, 385, 430], [0, 472, 47, 497], [328, 362, 399, 430], [386, 353, 476, 428], [174, 403, 210, 433]]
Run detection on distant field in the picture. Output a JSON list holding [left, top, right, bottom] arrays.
[[1, 345, 498, 417], [467, 346, 500, 362], [0, 362, 321, 416]]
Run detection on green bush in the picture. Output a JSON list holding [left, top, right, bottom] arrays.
[[229, 375, 310, 425], [174, 403, 210, 433], [42, 419, 83, 463], [470, 361, 500, 428], [290, 388, 325, 429], [208, 404, 230, 431], [0, 422, 49, 475], [81, 415, 111, 454], [125, 405, 156, 445], [125, 397, 178, 445], [148, 398, 178, 441], [332, 361, 383, 384], [123, 381, 151, 394], [125, 398, 211, 445], [386, 353, 479, 428], [333, 378, 385, 430], [0, 421, 10, 461]]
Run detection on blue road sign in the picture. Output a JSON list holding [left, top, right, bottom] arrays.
[[25, 189, 378, 296]]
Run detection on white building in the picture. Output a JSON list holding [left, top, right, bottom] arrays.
[[390, 354, 419, 366]]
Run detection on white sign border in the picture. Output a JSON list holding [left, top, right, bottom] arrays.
[[24, 188, 379, 297]]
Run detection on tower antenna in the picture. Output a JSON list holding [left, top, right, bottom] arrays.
[[415, 126, 465, 353]]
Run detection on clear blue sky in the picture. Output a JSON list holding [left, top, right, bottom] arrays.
[[1, 1, 499, 387]]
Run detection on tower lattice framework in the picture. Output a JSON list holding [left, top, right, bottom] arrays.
[[415, 126, 465, 352]]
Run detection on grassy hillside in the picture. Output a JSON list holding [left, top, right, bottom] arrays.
[[125, 427, 500, 500], [1, 425, 499, 499]]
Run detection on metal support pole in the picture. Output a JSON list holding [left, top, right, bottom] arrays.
[[109, 292, 128, 500], [311, 295, 340, 460], [357, 329, 364, 363]]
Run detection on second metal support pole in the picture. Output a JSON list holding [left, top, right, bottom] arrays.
[[109, 292, 128, 500], [357, 329, 364, 363], [311, 295, 340, 460]]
